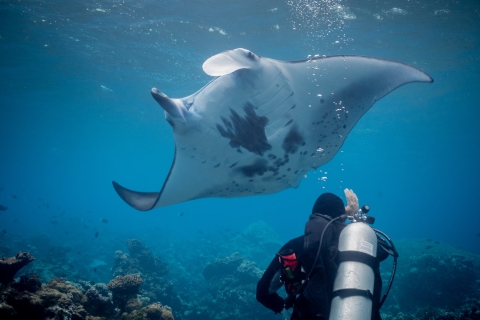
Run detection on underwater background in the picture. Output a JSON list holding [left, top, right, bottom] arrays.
[[1, 0, 480, 319]]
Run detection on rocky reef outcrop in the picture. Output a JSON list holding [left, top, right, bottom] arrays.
[[83, 283, 115, 317], [112, 239, 168, 278], [0, 272, 175, 320], [112, 238, 179, 314], [2, 223, 480, 320], [381, 239, 480, 319], [0, 244, 176, 320], [0, 252, 35, 285], [124, 302, 175, 320], [108, 274, 143, 309], [2, 277, 87, 319], [199, 253, 267, 320]]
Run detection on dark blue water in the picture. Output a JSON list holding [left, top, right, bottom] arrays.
[[1, 0, 479, 260]]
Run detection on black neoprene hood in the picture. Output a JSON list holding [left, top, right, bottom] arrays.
[[311, 192, 345, 218]]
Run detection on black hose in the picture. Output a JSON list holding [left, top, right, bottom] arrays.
[[306, 215, 345, 282], [286, 214, 344, 303], [374, 228, 399, 308]]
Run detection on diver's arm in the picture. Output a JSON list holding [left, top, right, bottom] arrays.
[[256, 255, 285, 313]]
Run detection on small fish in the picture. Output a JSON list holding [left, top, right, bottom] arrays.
[[0, 205, 7, 211], [476, 232, 480, 237], [13, 219, 18, 222], [1, 229, 6, 234], [425, 245, 433, 250], [0, 187, 3, 191], [100, 218, 108, 223], [178, 212, 184, 217], [434, 241, 440, 244], [64, 231, 69, 235], [12, 195, 17, 199], [197, 230, 204, 234], [95, 231, 99, 238], [93, 267, 97, 273], [426, 238, 432, 242], [50, 220, 58, 225]]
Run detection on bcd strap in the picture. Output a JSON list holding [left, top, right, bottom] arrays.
[[333, 288, 373, 299], [337, 250, 379, 270]]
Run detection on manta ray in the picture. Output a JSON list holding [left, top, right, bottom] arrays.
[[113, 48, 432, 210]]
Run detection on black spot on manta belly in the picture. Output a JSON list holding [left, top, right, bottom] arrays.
[[238, 159, 269, 177], [216, 103, 272, 156]]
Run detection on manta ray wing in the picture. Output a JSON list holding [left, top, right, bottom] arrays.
[[113, 48, 432, 210]]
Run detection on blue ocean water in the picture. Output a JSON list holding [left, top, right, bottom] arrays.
[[1, 0, 479, 279]]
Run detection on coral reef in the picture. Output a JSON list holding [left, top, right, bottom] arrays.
[[83, 283, 115, 317], [124, 302, 174, 320], [113, 239, 168, 277], [2, 277, 87, 319], [108, 274, 143, 295], [0, 252, 35, 285], [0, 274, 176, 320], [396, 253, 477, 310], [126, 239, 168, 275], [11, 273, 41, 292], [380, 239, 480, 318], [112, 239, 180, 314], [20, 243, 81, 283], [108, 274, 143, 310], [2, 224, 480, 320], [200, 253, 267, 320], [382, 299, 480, 320]]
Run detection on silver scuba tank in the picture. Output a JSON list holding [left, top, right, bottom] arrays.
[[329, 215, 377, 320]]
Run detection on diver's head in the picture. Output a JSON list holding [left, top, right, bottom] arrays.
[[312, 192, 345, 218]]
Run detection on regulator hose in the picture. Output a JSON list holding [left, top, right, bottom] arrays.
[[374, 228, 399, 308]]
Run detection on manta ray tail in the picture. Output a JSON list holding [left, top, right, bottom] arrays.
[[112, 181, 159, 211]]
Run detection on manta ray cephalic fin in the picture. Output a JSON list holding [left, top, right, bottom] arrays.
[[151, 88, 187, 122], [202, 48, 259, 76]]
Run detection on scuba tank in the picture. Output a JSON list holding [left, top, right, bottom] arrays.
[[329, 206, 377, 320], [329, 206, 398, 320]]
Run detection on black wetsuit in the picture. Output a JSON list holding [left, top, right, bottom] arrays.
[[256, 214, 389, 320]]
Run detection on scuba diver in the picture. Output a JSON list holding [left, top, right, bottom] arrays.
[[256, 189, 397, 320]]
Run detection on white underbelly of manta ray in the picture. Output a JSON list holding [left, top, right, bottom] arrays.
[[112, 48, 433, 211]]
